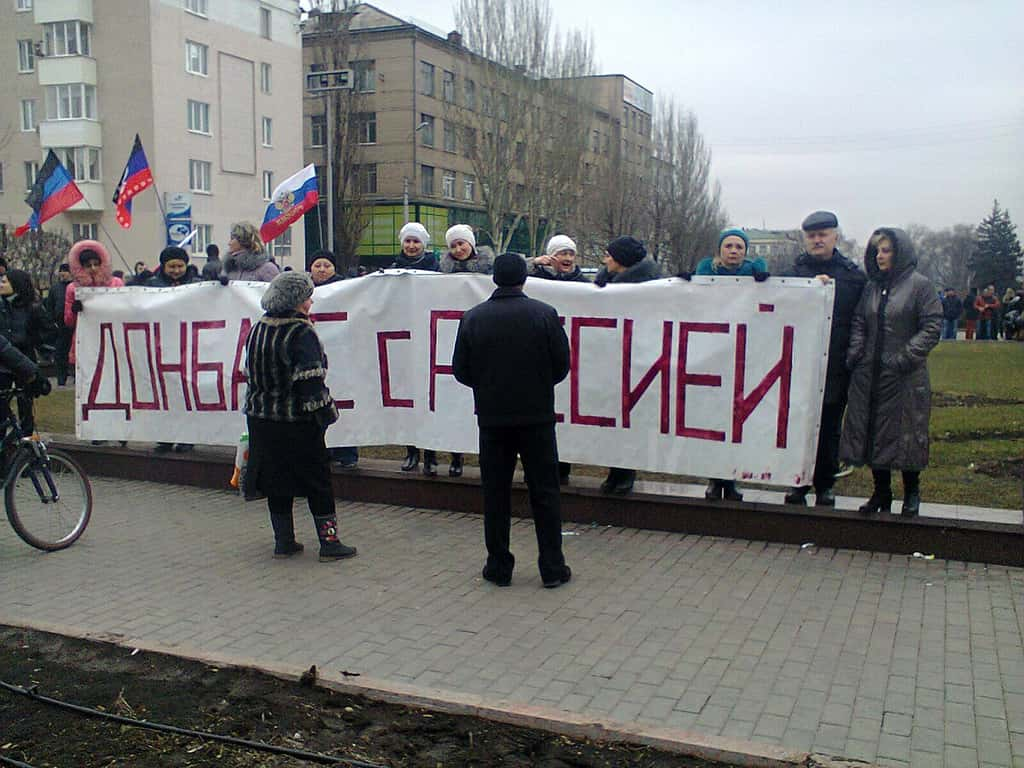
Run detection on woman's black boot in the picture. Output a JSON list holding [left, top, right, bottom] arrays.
[[448, 453, 464, 477], [704, 479, 723, 500], [901, 471, 921, 517], [401, 446, 419, 472], [422, 449, 438, 477], [721, 480, 744, 502], [858, 470, 892, 515]]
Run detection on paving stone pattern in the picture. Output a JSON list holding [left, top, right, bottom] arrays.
[[2, 479, 1022, 768]]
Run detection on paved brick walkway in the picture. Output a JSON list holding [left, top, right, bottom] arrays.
[[2, 478, 1022, 768]]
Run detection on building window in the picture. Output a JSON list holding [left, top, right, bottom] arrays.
[[355, 164, 377, 194], [262, 116, 273, 147], [259, 62, 272, 93], [16, 0, 32, 10], [481, 87, 493, 117], [43, 21, 91, 57], [355, 112, 376, 144], [463, 175, 474, 202], [443, 121, 456, 153], [57, 146, 101, 182], [420, 165, 434, 195], [185, 40, 208, 75], [185, 0, 208, 17], [189, 159, 211, 193], [270, 228, 292, 259], [352, 60, 375, 92], [259, 6, 272, 39], [462, 126, 477, 158], [17, 40, 34, 72], [419, 114, 434, 147], [72, 222, 99, 241], [45, 84, 97, 120], [262, 170, 274, 200], [498, 92, 509, 121], [442, 170, 455, 199], [187, 100, 210, 134], [24, 161, 39, 191], [442, 70, 455, 103], [310, 114, 326, 147], [418, 61, 435, 97], [20, 99, 36, 132], [194, 224, 213, 252], [464, 79, 476, 111], [314, 165, 326, 198]]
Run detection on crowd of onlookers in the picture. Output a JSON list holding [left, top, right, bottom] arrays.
[[940, 284, 1024, 341]]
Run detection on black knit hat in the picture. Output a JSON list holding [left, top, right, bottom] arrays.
[[310, 249, 336, 267], [606, 236, 646, 267], [160, 246, 189, 265], [493, 252, 528, 286]]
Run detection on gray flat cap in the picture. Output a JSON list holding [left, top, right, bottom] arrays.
[[801, 211, 839, 231]]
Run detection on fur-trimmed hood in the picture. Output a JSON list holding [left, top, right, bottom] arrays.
[[68, 239, 115, 287]]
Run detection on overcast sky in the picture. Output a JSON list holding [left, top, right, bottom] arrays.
[[360, 0, 1023, 246]]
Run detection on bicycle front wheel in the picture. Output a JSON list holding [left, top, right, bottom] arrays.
[[6, 448, 93, 551]]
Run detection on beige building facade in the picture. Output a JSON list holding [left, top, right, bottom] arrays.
[[0, 0, 304, 272]]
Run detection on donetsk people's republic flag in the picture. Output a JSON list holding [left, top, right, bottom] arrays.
[[113, 134, 154, 229], [14, 150, 84, 237], [259, 164, 319, 244]]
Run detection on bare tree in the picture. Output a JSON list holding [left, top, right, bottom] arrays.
[[907, 222, 976, 291], [0, 229, 73, 292]]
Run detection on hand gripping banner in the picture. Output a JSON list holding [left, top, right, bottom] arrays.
[[75, 272, 833, 487]]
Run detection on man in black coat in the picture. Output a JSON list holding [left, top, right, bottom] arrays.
[[452, 253, 572, 589], [43, 263, 73, 386], [784, 211, 867, 506]]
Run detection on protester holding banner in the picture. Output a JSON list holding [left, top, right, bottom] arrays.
[[145, 246, 201, 288], [221, 222, 279, 282], [694, 228, 769, 278], [592, 236, 661, 494], [243, 271, 356, 562], [390, 222, 439, 271], [440, 224, 494, 276], [453, 252, 572, 589], [840, 228, 942, 517], [64, 240, 126, 365], [782, 211, 867, 507], [308, 250, 344, 286], [0, 269, 56, 435], [529, 235, 589, 283]]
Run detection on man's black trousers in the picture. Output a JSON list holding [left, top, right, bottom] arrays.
[[813, 401, 846, 491], [478, 422, 566, 582]]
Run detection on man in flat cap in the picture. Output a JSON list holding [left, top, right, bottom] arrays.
[[784, 211, 866, 507], [453, 253, 573, 589]]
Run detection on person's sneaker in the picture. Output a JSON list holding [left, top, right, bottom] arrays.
[[833, 462, 854, 479], [482, 566, 511, 587], [273, 541, 304, 559], [542, 565, 572, 589], [318, 542, 357, 562]]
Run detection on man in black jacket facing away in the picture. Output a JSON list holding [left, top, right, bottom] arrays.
[[784, 211, 866, 507], [453, 253, 572, 589]]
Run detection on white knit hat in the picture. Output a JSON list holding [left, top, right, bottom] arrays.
[[445, 224, 476, 249], [545, 234, 577, 257], [399, 222, 430, 245]]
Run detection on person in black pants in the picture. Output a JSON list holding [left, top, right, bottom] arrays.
[[44, 263, 73, 386], [453, 253, 572, 589], [783, 211, 867, 507]]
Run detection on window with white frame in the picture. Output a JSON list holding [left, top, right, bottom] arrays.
[[189, 159, 211, 193], [262, 116, 273, 146], [24, 161, 39, 191], [355, 112, 376, 144], [193, 224, 213, 253], [20, 99, 36, 131], [185, 40, 208, 75], [259, 6, 271, 39], [43, 21, 91, 57], [463, 174, 474, 201], [352, 60, 375, 92], [310, 114, 326, 147], [262, 171, 274, 200], [443, 121, 456, 153], [259, 62, 272, 94], [57, 147, 101, 182], [17, 40, 34, 72], [184, 0, 208, 17], [45, 84, 97, 120], [72, 222, 99, 241], [270, 228, 291, 259], [442, 170, 455, 199], [16, 0, 33, 11], [187, 100, 210, 134]]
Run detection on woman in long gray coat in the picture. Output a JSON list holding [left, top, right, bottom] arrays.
[[839, 228, 941, 517]]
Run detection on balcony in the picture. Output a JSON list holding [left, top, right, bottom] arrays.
[[39, 119, 102, 148], [68, 181, 106, 212], [37, 56, 97, 86], [34, 0, 93, 24]]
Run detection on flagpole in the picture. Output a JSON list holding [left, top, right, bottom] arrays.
[[71, 194, 133, 272], [315, 197, 326, 253]]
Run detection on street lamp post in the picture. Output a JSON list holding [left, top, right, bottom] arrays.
[[305, 67, 353, 253], [403, 121, 430, 224]]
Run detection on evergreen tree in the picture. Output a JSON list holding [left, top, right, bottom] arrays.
[[970, 200, 1023, 292]]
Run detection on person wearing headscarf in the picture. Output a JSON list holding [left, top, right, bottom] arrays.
[[221, 222, 280, 282], [840, 228, 942, 517], [439, 224, 494, 275], [244, 271, 357, 561]]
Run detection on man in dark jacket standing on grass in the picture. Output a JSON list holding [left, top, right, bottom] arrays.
[[453, 253, 572, 589], [784, 211, 866, 507]]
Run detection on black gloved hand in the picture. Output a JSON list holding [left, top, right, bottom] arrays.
[[71, 299, 84, 313], [218, 275, 230, 286], [676, 271, 693, 281], [26, 377, 52, 398], [753, 269, 770, 282]]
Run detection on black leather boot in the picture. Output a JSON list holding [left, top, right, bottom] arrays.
[[721, 480, 743, 502], [271, 511, 303, 559], [858, 491, 892, 515], [401, 446, 419, 472], [448, 453, 463, 477], [314, 516, 357, 562], [784, 486, 809, 505], [704, 479, 723, 500], [901, 471, 921, 517], [422, 449, 438, 477]]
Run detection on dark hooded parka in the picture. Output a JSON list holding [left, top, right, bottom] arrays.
[[839, 228, 942, 471]]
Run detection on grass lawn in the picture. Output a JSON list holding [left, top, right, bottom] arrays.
[[35, 341, 1024, 509]]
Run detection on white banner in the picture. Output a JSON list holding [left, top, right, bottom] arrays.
[[75, 272, 833, 487]]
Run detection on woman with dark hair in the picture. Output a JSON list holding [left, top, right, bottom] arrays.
[[0, 269, 56, 433], [840, 228, 942, 517]]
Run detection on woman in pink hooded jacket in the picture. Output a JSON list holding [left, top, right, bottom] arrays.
[[63, 240, 124, 364]]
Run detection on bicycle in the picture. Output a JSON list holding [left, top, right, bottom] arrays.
[[0, 385, 92, 551]]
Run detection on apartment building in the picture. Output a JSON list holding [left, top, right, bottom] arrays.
[[302, 3, 653, 264], [0, 0, 304, 270]]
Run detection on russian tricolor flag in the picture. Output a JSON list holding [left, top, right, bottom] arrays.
[[14, 150, 84, 237], [259, 164, 319, 244]]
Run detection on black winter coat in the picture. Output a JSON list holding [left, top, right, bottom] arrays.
[[453, 287, 570, 428], [391, 251, 439, 271], [43, 280, 70, 327], [145, 264, 202, 287], [786, 250, 867, 404], [529, 262, 589, 282], [941, 295, 963, 320], [0, 299, 55, 361], [594, 256, 661, 286]]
